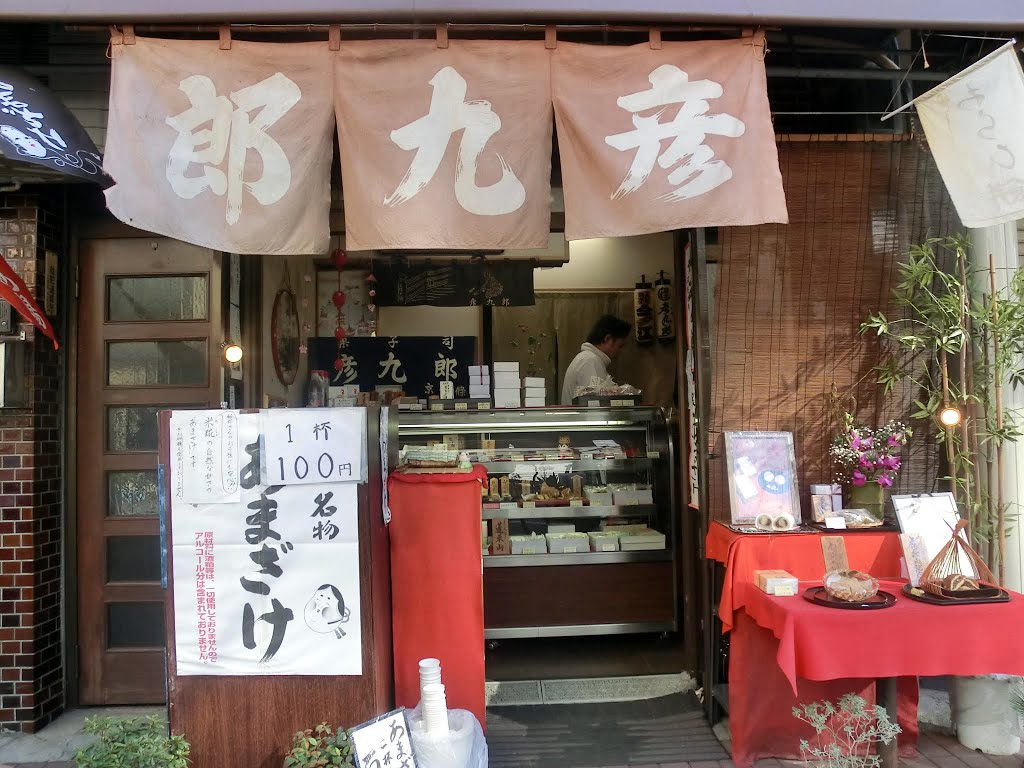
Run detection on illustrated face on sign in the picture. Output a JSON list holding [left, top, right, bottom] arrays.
[[0, 125, 46, 158], [304, 584, 351, 639]]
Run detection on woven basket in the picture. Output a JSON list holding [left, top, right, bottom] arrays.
[[920, 519, 999, 598]]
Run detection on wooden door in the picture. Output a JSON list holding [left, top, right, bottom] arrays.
[[77, 238, 221, 704]]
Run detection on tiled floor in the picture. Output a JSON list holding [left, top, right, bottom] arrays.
[[3, 731, 1023, 767]]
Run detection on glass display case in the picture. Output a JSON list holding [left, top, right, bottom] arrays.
[[397, 406, 678, 639]]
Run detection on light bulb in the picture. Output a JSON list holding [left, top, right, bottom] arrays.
[[939, 406, 961, 428], [224, 343, 243, 364]]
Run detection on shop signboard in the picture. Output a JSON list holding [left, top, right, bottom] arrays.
[[104, 37, 335, 255], [309, 335, 476, 398], [373, 261, 534, 308], [551, 32, 788, 240], [168, 410, 363, 676], [334, 40, 553, 251]]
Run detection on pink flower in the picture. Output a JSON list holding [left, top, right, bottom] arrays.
[[852, 470, 867, 486], [888, 434, 902, 447], [861, 436, 874, 448], [859, 456, 876, 468], [851, 436, 863, 451], [877, 474, 893, 488]]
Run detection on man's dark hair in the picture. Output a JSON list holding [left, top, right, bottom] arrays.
[[586, 315, 631, 346]]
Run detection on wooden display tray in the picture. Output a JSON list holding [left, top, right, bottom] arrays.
[[902, 583, 1010, 605], [395, 466, 473, 474], [802, 586, 897, 610]]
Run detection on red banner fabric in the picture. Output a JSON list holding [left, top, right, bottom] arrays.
[[0, 256, 57, 348]]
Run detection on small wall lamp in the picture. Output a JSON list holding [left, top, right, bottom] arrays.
[[223, 342, 243, 364], [938, 405, 962, 428]]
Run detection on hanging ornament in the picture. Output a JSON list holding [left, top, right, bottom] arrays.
[[369, 288, 377, 298], [655, 270, 675, 344], [335, 326, 347, 340], [332, 248, 348, 271], [332, 289, 347, 308], [633, 274, 655, 347], [334, 357, 345, 372]]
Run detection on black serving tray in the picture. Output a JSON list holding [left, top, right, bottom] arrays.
[[805, 521, 901, 533], [803, 586, 897, 610], [901, 583, 1010, 606]]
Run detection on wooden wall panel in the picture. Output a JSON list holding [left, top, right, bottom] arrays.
[[708, 140, 959, 521]]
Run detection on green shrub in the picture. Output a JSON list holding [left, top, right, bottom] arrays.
[[74, 715, 189, 768], [285, 722, 354, 767]]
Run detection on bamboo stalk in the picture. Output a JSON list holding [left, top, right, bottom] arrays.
[[989, 253, 1006, 585], [958, 255, 973, 519], [940, 347, 958, 504]]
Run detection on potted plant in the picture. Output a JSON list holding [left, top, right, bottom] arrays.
[[74, 715, 190, 768], [829, 410, 911, 521], [284, 722, 354, 768]]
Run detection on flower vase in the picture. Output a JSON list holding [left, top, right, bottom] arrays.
[[847, 482, 886, 522]]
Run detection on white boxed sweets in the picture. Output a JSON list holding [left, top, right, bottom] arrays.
[[510, 534, 547, 555], [469, 365, 489, 377], [546, 532, 590, 553], [619, 529, 667, 551], [586, 488, 613, 506], [523, 386, 546, 399], [493, 362, 520, 373], [548, 523, 576, 535], [612, 487, 654, 506], [469, 385, 491, 398], [523, 376, 545, 388], [588, 531, 620, 552], [493, 372, 521, 389], [493, 389, 522, 408], [524, 397, 546, 407]]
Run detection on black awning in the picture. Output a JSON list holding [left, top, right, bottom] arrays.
[[0, 65, 112, 187]]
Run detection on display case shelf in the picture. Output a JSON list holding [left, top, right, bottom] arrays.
[[479, 458, 654, 472], [481, 503, 657, 520], [397, 405, 678, 637], [483, 550, 671, 567]]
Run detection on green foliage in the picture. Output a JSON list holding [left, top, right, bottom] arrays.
[[74, 715, 190, 768], [859, 235, 1024, 569], [793, 694, 901, 768], [284, 722, 354, 768]]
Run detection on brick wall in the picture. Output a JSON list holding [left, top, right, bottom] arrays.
[[0, 191, 64, 733]]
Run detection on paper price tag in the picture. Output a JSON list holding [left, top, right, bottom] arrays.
[[430, 403, 445, 412], [523, 501, 536, 508], [262, 408, 366, 485], [570, 499, 584, 507], [646, 451, 661, 459], [455, 402, 468, 411], [825, 516, 848, 530], [774, 584, 797, 597]]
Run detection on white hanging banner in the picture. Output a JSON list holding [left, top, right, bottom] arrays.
[[171, 412, 363, 676], [261, 408, 367, 485], [914, 41, 1024, 228]]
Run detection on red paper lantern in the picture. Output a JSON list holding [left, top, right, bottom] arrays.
[[332, 249, 348, 270], [332, 290, 347, 308], [335, 326, 347, 340]]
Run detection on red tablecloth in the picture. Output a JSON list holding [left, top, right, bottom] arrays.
[[743, 579, 1024, 690], [705, 521, 905, 631]]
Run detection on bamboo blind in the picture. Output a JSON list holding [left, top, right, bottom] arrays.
[[708, 139, 959, 521]]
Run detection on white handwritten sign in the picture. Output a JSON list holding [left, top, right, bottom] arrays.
[[262, 408, 367, 485], [351, 709, 418, 768], [169, 410, 240, 504]]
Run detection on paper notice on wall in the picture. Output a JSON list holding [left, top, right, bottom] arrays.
[[171, 412, 362, 676], [261, 408, 367, 485], [169, 410, 240, 504]]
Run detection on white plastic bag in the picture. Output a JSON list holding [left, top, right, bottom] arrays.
[[407, 706, 488, 768]]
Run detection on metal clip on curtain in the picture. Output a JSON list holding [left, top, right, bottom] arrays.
[[329, 24, 341, 51], [649, 28, 662, 50], [219, 25, 232, 50], [436, 23, 449, 49]]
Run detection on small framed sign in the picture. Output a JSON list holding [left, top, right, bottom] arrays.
[[724, 431, 800, 525], [350, 708, 418, 768]]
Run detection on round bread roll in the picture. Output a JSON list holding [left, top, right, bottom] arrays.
[[755, 513, 774, 529], [824, 569, 879, 601]]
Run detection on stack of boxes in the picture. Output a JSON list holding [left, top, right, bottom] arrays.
[[469, 365, 491, 401], [523, 376, 546, 407], [492, 362, 521, 408]]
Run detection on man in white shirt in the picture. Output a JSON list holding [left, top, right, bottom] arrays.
[[560, 315, 631, 405]]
